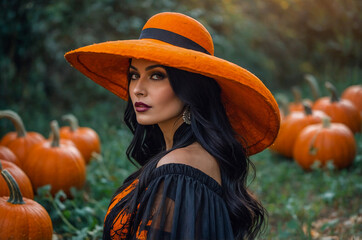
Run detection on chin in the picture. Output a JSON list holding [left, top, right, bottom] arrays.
[[136, 116, 158, 126]]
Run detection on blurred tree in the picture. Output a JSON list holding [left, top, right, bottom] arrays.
[[0, 0, 361, 118], [1, 0, 48, 107], [234, 0, 362, 87]]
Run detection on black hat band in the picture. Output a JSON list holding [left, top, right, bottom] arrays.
[[139, 28, 211, 55]]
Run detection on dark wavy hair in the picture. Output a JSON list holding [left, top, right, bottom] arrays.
[[103, 66, 267, 240]]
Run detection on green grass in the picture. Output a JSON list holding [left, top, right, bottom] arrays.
[[250, 137, 362, 239], [30, 120, 361, 239], [3, 76, 361, 239]]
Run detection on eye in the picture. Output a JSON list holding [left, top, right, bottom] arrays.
[[129, 71, 139, 81], [150, 72, 166, 80]]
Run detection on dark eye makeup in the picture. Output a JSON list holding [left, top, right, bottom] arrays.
[[150, 71, 166, 80], [128, 69, 167, 81], [128, 71, 139, 80]]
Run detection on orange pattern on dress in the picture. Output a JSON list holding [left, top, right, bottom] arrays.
[[136, 219, 153, 240], [105, 179, 153, 240], [105, 179, 139, 239]]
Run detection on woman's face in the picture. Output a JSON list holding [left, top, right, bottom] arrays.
[[128, 59, 185, 126]]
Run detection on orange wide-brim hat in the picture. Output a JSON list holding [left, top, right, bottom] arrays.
[[65, 12, 280, 155]]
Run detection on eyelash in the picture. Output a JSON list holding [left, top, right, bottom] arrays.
[[128, 71, 166, 81], [129, 72, 139, 81], [151, 72, 165, 80]]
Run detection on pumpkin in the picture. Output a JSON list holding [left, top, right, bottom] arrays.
[[313, 82, 361, 133], [288, 87, 314, 112], [23, 120, 86, 197], [0, 145, 21, 167], [293, 117, 356, 170], [0, 110, 45, 168], [60, 114, 101, 164], [341, 84, 362, 113], [0, 160, 34, 199], [269, 102, 327, 158], [0, 170, 53, 239]]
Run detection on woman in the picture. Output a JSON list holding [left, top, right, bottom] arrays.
[[65, 12, 280, 240]]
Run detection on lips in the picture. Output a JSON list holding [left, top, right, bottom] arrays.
[[135, 102, 151, 112]]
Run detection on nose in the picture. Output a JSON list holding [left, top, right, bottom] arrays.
[[131, 78, 147, 97]]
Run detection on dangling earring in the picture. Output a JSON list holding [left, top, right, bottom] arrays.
[[182, 106, 191, 125]]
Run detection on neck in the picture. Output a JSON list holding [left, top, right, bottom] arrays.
[[158, 115, 184, 151]]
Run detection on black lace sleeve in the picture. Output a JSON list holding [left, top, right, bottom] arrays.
[[133, 163, 234, 240]]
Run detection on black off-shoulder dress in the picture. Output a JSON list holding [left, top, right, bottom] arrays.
[[105, 163, 234, 240]]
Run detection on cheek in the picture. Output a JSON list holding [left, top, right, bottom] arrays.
[[128, 82, 135, 101], [156, 86, 183, 109]]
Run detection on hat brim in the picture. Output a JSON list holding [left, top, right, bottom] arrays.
[[65, 39, 280, 155]]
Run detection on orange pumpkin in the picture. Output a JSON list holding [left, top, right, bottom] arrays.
[[0, 170, 53, 239], [0, 145, 21, 167], [23, 120, 86, 197], [341, 84, 362, 113], [0, 160, 33, 199], [313, 82, 361, 133], [269, 103, 327, 158], [288, 87, 313, 112], [293, 117, 356, 170], [0, 110, 45, 168], [60, 114, 101, 164]]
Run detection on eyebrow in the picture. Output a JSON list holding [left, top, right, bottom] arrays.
[[129, 64, 166, 71]]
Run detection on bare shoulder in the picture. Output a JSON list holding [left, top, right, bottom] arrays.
[[157, 142, 222, 185]]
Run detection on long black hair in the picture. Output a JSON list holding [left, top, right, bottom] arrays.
[[103, 66, 267, 239]]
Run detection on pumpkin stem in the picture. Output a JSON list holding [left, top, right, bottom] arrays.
[[304, 74, 320, 101], [303, 101, 313, 115], [0, 110, 27, 138], [1, 170, 25, 204], [325, 82, 340, 102], [62, 114, 79, 132], [322, 116, 331, 128], [292, 86, 302, 104], [50, 120, 60, 147], [0, 160, 3, 170]]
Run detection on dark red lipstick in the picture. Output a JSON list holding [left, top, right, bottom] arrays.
[[135, 102, 151, 112]]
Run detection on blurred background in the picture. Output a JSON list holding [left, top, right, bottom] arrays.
[[1, 0, 361, 133], [0, 0, 361, 239]]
